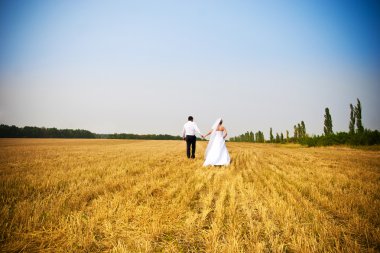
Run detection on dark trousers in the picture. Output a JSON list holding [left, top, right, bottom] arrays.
[[185, 135, 196, 158]]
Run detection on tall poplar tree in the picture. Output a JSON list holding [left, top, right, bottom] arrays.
[[297, 123, 302, 139], [301, 121, 306, 138], [349, 103, 356, 134], [355, 98, 364, 133], [270, 128, 274, 143], [275, 133, 280, 143], [324, 107, 333, 135]]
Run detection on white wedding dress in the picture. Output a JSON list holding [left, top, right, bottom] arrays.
[[203, 119, 230, 166]]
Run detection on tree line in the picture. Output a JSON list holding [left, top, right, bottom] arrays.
[[229, 131, 265, 143], [1, 98, 378, 145], [0, 125, 96, 138], [0, 124, 182, 140], [230, 98, 380, 146]]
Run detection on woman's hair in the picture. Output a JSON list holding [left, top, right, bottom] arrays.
[[219, 119, 223, 125]]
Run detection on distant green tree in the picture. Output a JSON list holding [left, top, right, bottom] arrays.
[[270, 128, 274, 143], [297, 123, 302, 138], [286, 130, 289, 142], [294, 125, 298, 141], [244, 131, 250, 141], [355, 98, 364, 134], [250, 131, 254, 142], [280, 133, 284, 143], [255, 131, 265, 143], [324, 107, 333, 135], [275, 133, 280, 143], [301, 121, 306, 138], [349, 103, 356, 134]]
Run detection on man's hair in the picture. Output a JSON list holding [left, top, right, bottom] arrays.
[[220, 119, 223, 125], [188, 116, 193, 121]]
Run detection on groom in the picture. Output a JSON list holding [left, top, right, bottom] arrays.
[[182, 116, 204, 159]]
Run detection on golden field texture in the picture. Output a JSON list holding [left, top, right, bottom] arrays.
[[0, 138, 379, 252]]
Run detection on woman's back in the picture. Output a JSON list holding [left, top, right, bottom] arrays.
[[216, 125, 225, 131]]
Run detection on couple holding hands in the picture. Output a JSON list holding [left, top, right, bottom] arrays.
[[182, 116, 230, 166]]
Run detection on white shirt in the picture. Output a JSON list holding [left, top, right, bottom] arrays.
[[182, 121, 202, 137]]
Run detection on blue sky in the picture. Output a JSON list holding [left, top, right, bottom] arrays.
[[0, 0, 379, 137]]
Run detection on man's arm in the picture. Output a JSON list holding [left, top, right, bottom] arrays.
[[194, 123, 204, 138], [182, 126, 186, 140]]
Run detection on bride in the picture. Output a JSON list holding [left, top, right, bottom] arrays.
[[203, 118, 230, 166]]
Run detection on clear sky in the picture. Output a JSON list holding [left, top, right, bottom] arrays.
[[1, 0, 379, 137]]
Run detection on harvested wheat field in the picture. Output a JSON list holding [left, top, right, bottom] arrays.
[[0, 138, 379, 252]]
